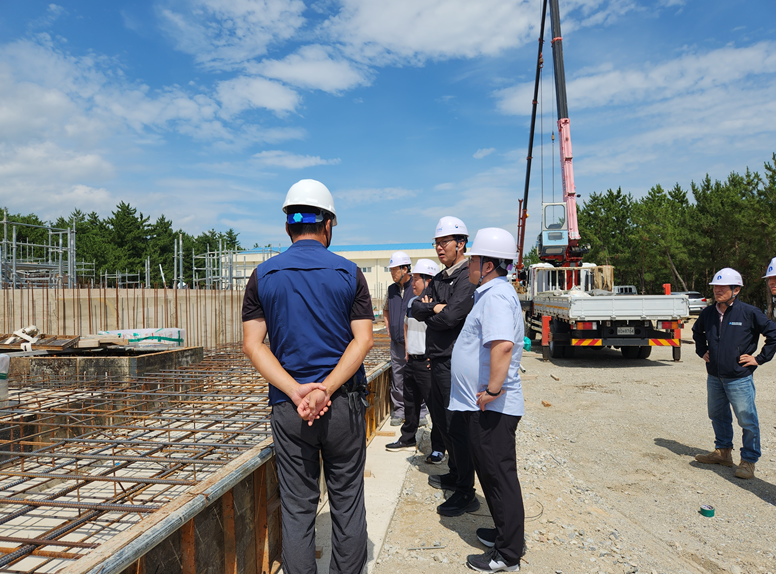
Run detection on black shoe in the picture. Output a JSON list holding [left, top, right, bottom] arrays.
[[476, 529, 528, 557], [437, 491, 480, 517], [476, 527, 496, 548], [466, 548, 520, 572], [425, 452, 445, 465], [428, 473, 456, 490], [385, 441, 416, 452]]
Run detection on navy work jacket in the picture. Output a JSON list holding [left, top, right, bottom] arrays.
[[692, 300, 776, 379], [385, 278, 414, 345], [255, 239, 366, 405], [411, 261, 476, 360]]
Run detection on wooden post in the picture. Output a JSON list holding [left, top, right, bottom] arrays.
[[254, 466, 270, 574], [223, 489, 237, 574], [181, 518, 196, 574]]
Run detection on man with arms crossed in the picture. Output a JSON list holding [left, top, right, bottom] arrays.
[[242, 179, 374, 573], [412, 216, 478, 516], [383, 251, 427, 426], [385, 258, 444, 459]]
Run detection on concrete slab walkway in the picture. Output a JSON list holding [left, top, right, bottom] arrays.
[[313, 418, 414, 574]]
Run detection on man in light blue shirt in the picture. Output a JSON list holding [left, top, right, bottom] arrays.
[[449, 228, 525, 573]]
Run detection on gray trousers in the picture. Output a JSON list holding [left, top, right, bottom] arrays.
[[271, 393, 367, 574], [390, 341, 427, 420]]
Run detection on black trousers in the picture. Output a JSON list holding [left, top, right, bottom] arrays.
[[430, 357, 475, 495], [271, 393, 367, 574], [400, 356, 443, 451], [466, 410, 525, 565]]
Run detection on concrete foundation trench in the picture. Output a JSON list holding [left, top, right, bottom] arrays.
[[0, 333, 392, 573]]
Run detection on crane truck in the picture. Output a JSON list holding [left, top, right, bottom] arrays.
[[515, 0, 689, 361]]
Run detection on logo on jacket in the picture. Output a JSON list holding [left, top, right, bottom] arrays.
[[729, 322, 742, 326]]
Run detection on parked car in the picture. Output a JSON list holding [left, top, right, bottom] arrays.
[[674, 291, 708, 314]]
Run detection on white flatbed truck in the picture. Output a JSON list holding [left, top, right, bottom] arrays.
[[518, 263, 690, 361]]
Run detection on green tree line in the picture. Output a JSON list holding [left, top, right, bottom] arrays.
[[2, 201, 242, 287], [576, 153, 776, 309]]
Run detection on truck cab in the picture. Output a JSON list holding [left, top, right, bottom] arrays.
[[538, 203, 569, 258]]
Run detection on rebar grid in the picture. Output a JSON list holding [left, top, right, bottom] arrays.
[[0, 335, 390, 572]]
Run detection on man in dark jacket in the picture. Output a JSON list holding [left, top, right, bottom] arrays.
[[692, 267, 776, 480], [412, 216, 478, 516], [384, 251, 427, 426]]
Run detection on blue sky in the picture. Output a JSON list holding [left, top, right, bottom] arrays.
[[1, 0, 774, 252]]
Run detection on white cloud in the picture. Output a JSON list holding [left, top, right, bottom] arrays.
[[0, 142, 116, 216], [323, 0, 635, 65], [29, 4, 67, 30], [434, 182, 454, 191], [0, 142, 113, 181], [252, 150, 341, 169], [157, 0, 306, 70], [495, 41, 776, 115], [216, 75, 301, 117], [473, 148, 496, 159], [249, 45, 369, 93]]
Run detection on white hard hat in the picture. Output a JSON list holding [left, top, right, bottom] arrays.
[[283, 179, 337, 226], [389, 251, 412, 268], [469, 228, 518, 260], [709, 268, 743, 286], [414, 258, 439, 277], [763, 257, 776, 278], [434, 216, 468, 239]]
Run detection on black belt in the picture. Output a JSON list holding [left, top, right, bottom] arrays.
[[408, 354, 427, 361]]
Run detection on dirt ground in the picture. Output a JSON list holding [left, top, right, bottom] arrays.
[[372, 328, 776, 574]]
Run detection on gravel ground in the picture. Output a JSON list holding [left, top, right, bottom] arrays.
[[372, 328, 776, 574]]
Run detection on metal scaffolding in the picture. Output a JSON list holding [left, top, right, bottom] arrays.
[[0, 211, 85, 289], [192, 243, 279, 291]]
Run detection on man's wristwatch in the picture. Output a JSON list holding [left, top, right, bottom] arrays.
[[485, 388, 500, 397]]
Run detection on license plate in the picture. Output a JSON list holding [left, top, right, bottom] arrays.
[[617, 327, 635, 335]]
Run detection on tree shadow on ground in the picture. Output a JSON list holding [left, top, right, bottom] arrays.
[[654, 437, 776, 507]]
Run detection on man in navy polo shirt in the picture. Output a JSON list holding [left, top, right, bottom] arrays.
[[692, 267, 776, 480], [242, 179, 374, 574]]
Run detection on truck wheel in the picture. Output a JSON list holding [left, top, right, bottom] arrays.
[[637, 346, 652, 359], [549, 340, 565, 359], [621, 347, 639, 359], [525, 313, 537, 340], [673, 346, 681, 362]]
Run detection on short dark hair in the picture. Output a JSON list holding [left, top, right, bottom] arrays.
[[483, 256, 508, 277], [286, 205, 332, 240]]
